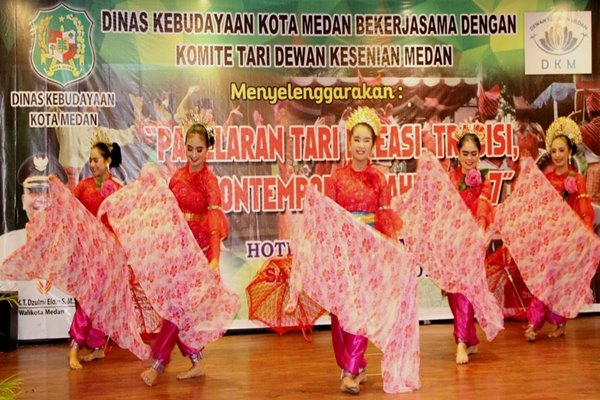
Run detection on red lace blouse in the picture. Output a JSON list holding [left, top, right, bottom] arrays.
[[327, 162, 402, 238], [449, 167, 494, 229], [169, 163, 228, 263], [74, 175, 122, 217], [545, 167, 594, 229]]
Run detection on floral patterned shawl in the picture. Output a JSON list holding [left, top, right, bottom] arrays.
[[1, 177, 150, 359], [288, 185, 420, 393], [491, 157, 600, 317], [396, 152, 504, 341], [98, 164, 240, 350]]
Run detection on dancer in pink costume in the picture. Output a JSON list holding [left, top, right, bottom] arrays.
[[446, 124, 494, 364], [525, 117, 594, 342], [325, 107, 401, 394], [69, 139, 123, 369], [288, 185, 419, 394], [140, 121, 229, 386]]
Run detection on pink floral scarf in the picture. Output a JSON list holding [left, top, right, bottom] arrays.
[[396, 152, 504, 341], [288, 185, 420, 393], [98, 164, 240, 350], [1, 177, 150, 359], [491, 158, 600, 317]]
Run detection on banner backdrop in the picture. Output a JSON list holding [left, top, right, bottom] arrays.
[[1, 0, 599, 339]]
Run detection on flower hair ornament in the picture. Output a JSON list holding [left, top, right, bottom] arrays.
[[346, 106, 382, 136], [453, 118, 486, 143], [545, 116, 582, 151]]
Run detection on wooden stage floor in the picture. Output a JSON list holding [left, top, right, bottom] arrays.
[[1, 316, 599, 399]]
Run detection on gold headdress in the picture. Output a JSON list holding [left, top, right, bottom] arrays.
[[545, 116, 582, 151], [181, 106, 215, 134], [453, 118, 486, 143], [90, 129, 112, 149], [346, 107, 381, 136]]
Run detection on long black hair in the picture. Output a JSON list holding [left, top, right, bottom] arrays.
[[92, 142, 122, 168]]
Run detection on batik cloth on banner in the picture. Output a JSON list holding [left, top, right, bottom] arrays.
[[1, 177, 150, 359], [396, 152, 504, 341], [490, 157, 600, 317], [287, 185, 420, 393], [98, 164, 240, 350]]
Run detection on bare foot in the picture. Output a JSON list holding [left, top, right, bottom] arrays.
[[80, 348, 105, 363], [141, 367, 160, 386], [524, 326, 537, 342], [455, 343, 469, 364], [69, 347, 82, 369], [548, 325, 565, 338], [467, 345, 478, 355], [176, 360, 205, 380]]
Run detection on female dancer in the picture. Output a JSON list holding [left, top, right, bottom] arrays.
[[327, 107, 401, 394], [69, 140, 122, 369], [447, 125, 494, 364], [525, 117, 594, 341], [141, 122, 228, 385]]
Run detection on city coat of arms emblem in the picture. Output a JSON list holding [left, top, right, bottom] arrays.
[[31, 3, 95, 87]]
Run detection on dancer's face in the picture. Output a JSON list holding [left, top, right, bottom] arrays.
[[349, 124, 375, 164], [550, 136, 571, 172], [89, 147, 110, 179], [186, 133, 208, 171], [458, 140, 480, 173]]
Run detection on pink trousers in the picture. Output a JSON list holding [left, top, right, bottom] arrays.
[[151, 319, 201, 365], [527, 297, 567, 330], [331, 314, 368, 375], [447, 293, 479, 347], [69, 305, 106, 349]]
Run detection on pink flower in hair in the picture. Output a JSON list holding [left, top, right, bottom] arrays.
[[464, 169, 482, 188], [100, 180, 118, 198]]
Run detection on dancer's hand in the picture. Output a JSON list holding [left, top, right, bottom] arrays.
[[228, 105, 243, 122]]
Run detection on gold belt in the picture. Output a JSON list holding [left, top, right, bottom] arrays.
[[351, 212, 375, 225], [183, 212, 204, 222], [357, 214, 375, 225]]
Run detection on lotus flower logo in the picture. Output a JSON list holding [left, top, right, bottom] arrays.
[[532, 24, 585, 56], [524, 11, 591, 75]]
